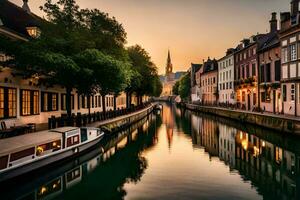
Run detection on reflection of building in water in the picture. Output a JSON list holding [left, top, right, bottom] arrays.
[[218, 124, 236, 167], [199, 118, 219, 158], [162, 104, 175, 148], [190, 113, 203, 146], [235, 131, 299, 200]]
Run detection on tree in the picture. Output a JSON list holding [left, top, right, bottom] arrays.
[[0, 0, 132, 118], [126, 45, 161, 106], [178, 73, 191, 101], [75, 49, 131, 114], [172, 81, 179, 96]]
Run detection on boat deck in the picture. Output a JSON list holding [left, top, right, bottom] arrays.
[[0, 131, 62, 157]]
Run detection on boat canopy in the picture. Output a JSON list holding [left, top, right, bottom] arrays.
[[50, 127, 79, 134], [0, 131, 62, 157]]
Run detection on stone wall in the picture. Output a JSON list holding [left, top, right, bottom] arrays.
[[185, 103, 300, 135]]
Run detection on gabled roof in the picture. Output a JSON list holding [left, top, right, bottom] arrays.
[[191, 63, 202, 73], [203, 58, 218, 73], [0, 0, 41, 39], [257, 31, 280, 52]]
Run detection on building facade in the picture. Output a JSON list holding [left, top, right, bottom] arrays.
[[234, 36, 262, 111], [279, 0, 300, 116], [200, 58, 218, 104], [258, 13, 281, 113], [190, 63, 202, 102], [218, 49, 235, 105]]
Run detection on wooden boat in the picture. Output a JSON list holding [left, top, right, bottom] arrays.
[[0, 127, 104, 182]]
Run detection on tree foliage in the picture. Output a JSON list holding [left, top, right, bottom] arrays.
[[178, 73, 191, 101], [126, 45, 162, 102]]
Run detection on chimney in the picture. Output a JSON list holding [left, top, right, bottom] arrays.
[[270, 12, 278, 32], [291, 0, 299, 16], [22, 0, 31, 13]]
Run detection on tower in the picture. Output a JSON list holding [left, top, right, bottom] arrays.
[[166, 50, 173, 76]]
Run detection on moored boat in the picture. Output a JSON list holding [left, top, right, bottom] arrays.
[[0, 126, 104, 182]]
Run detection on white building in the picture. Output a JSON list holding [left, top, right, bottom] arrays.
[[218, 123, 237, 167], [218, 49, 235, 104]]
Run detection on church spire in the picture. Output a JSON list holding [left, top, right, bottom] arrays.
[[166, 49, 173, 75]]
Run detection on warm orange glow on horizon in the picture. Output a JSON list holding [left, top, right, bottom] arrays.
[[10, 0, 290, 74]]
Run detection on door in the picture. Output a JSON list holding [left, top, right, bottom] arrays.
[[273, 90, 276, 113], [247, 94, 251, 110]]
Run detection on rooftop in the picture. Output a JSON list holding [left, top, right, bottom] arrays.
[[0, 131, 62, 156]]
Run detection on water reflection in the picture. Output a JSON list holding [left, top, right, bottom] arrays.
[[0, 114, 161, 200], [1, 103, 300, 200], [187, 104, 300, 200]]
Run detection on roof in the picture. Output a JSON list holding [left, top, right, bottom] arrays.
[[0, 0, 41, 39], [174, 71, 186, 80], [191, 63, 202, 73], [50, 127, 79, 134], [257, 31, 280, 52], [203, 58, 218, 73], [0, 131, 62, 156]]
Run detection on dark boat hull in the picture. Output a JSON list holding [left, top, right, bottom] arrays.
[[0, 135, 104, 183]]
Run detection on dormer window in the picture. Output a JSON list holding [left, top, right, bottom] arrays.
[[26, 26, 41, 38]]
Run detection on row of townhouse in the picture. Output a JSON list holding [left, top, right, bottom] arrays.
[[0, 0, 144, 127], [190, 0, 300, 116]]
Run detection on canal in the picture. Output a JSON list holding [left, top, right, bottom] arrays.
[[1, 103, 300, 200]]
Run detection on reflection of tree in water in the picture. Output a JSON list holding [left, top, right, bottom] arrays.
[[54, 115, 162, 200]]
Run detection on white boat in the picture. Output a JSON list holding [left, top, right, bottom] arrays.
[[0, 127, 104, 182]]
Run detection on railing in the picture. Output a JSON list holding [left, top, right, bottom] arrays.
[[48, 102, 151, 129]]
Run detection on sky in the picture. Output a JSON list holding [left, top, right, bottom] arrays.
[[10, 0, 290, 74]]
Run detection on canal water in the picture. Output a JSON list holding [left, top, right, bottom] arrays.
[[1, 103, 300, 200]]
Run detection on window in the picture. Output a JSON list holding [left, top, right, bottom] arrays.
[[298, 84, 300, 104], [275, 60, 281, 81], [242, 92, 246, 102], [261, 92, 266, 102], [61, 94, 74, 110], [52, 93, 57, 111], [260, 65, 265, 82], [42, 93, 48, 111], [10, 147, 35, 162], [0, 87, 17, 119], [0, 155, 8, 170], [266, 63, 271, 82], [291, 84, 295, 101], [282, 48, 288, 63], [291, 44, 297, 61], [252, 63, 256, 76], [21, 90, 31, 116], [21, 90, 39, 116], [42, 92, 58, 112], [246, 65, 250, 78], [283, 85, 287, 102]]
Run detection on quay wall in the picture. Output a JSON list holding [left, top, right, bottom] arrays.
[[88, 103, 155, 132], [185, 103, 300, 135]]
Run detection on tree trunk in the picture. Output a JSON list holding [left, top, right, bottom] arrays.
[[102, 95, 106, 115], [113, 95, 117, 111], [87, 95, 91, 123], [126, 92, 132, 109], [66, 86, 72, 118], [126, 92, 130, 109]]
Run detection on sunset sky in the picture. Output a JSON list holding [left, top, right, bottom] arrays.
[[11, 0, 290, 74]]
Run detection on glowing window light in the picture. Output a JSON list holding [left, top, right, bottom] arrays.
[[26, 27, 41, 38]]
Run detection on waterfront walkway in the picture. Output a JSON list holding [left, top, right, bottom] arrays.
[[186, 104, 300, 122]]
